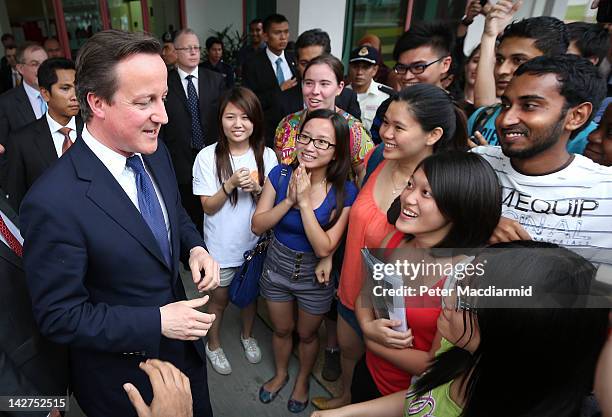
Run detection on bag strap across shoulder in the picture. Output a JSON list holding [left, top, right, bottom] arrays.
[[362, 144, 385, 186]]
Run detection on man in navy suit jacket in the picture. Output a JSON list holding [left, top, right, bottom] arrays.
[[20, 30, 220, 417]]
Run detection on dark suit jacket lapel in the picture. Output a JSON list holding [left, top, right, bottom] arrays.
[[197, 70, 213, 124], [286, 52, 297, 78], [197, 71, 207, 109], [70, 138, 171, 270], [258, 53, 279, 88], [0, 239, 21, 269], [15, 85, 36, 124], [33, 118, 59, 167], [0, 193, 18, 228], [75, 116, 85, 135], [168, 70, 189, 113]]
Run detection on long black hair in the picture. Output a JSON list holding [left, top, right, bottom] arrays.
[[414, 151, 501, 248], [214, 87, 266, 206], [391, 83, 469, 152], [292, 108, 351, 229], [414, 241, 609, 417]]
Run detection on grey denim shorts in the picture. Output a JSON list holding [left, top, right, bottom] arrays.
[[259, 237, 334, 315]]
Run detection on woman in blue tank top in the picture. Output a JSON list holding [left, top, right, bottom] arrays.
[[252, 109, 358, 413]]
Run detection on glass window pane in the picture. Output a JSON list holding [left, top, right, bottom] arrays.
[[62, 0, 103, 57], [108, 0, 144, 32], [148, 0, 181, 38], [351, 0, 408, 66]]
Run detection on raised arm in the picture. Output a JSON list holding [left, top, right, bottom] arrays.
[[251, 170, 294, 235], [474, 0, 522, 108], [295, 167, 352, 258]]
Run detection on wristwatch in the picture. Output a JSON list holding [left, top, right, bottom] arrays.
[[460, 14, 473, 26]]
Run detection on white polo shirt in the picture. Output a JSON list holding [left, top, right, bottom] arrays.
[[350, 80, 390, 131]]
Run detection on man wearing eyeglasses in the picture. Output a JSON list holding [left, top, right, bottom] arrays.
[[369, 22, 453, 144], [0, 42, 48, 190], [161, 28, 225, 236]]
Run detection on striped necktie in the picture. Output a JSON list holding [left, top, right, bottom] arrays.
[[59, 127, 73, 154], [0, 216, 22, 257]]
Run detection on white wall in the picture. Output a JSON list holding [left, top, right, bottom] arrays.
[[297, 0, 347, 57], [185, 0, 243, 44], [277, 0, 300, 41]]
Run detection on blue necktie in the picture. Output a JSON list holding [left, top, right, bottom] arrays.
[[275, 58, 285, 85], [126, 155, 172, 267], [185, 75, 205, 150]]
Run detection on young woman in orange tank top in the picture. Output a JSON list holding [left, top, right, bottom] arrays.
[[313, 84, 469, 410]]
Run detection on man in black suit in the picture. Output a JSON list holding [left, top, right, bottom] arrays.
[[236, 18, 266, 77], [279, 29, 361, 121], [161, 28, 225, 235], [0, 191, 69, 417], [0, 43, 48, 190], [242, 13, 297, 145], [0, 33, 15, 71], [7, 57, 81, 211], [0, 45, 19, 94], [201, 36, 235, 88]]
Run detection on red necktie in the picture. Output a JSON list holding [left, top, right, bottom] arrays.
[[0, 215, 22, 257], [59, 127, 72, 154]]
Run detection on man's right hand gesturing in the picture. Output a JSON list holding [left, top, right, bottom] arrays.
[[160, 295, 216, 340]]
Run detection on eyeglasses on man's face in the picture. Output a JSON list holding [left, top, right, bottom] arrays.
[[393, 56, 447, 75], [296, 133, 336, 150], [175, 46, 202, 53], [20, 60, 43, 68]]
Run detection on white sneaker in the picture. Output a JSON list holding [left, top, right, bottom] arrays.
[[240, 335, 262, 364], [205, 343, 232, 375]]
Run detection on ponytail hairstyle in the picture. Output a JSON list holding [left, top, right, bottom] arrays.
[[215, 87, 266, 206], [414, 241, 609, 417], [392, 83, 469, 151], [385, 84, 470, 224], [293, 108, 351, 229]]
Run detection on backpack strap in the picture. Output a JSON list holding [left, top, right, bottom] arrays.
[[472, 105, 499, 136], [362, 143, 385, 186]]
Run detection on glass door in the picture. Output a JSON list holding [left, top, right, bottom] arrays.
[[62, 0, 104, 57]]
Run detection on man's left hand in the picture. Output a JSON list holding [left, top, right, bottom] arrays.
[[188, 246, 220, 292]]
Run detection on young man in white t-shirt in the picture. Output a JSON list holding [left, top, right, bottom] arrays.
[[473, 54, 612, 249]]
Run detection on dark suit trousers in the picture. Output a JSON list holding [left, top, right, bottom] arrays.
[[74, 341, 212, 417]]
